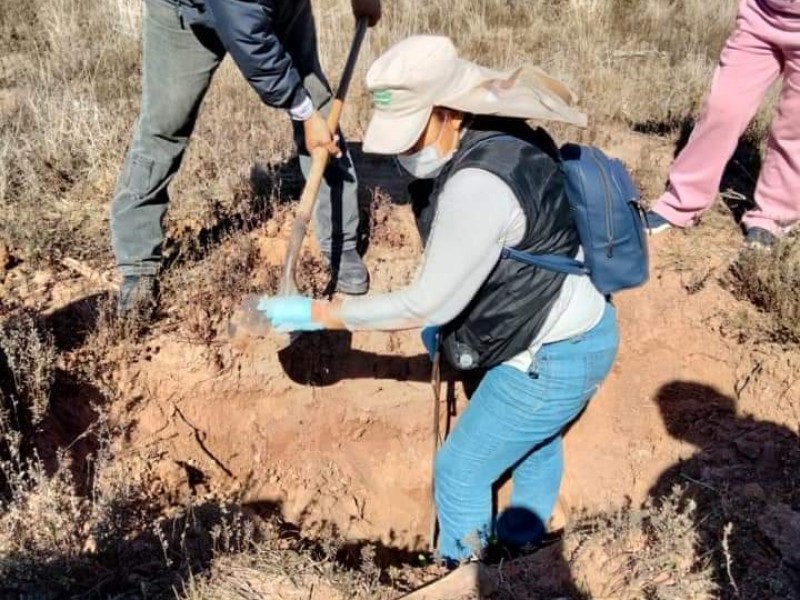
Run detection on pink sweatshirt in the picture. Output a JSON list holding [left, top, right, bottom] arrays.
[[753, 0, 800, 31], [758, 0, 800, 16]]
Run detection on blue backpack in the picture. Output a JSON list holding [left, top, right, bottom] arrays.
[[502, 143, 649, 295]]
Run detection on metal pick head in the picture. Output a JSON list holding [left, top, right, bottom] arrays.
[[226, 294, 272, 340]]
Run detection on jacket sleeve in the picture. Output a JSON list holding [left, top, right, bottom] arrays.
[[204, 0, 306, 109]]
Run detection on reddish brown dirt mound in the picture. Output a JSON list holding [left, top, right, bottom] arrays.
[[110, 206, 798, 555]]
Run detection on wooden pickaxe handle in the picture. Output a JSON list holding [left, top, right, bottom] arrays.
[[278, 17, 369, 296]]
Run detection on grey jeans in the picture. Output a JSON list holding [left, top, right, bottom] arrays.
[[111, 0, 360, 276]]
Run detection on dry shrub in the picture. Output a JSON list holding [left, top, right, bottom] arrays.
[[0, 311, 56, 492], [729, 234, 800, 342], [0, 459, 89, 580], [1, 421, 276, 597], [414, 487, 719, 600], [525, 488, 718, 600], [0, 311, 156, 595], [0, 312, 102, 591], [566, 489, 717, 600], [180, 525, 393, 600], [4, 467, 396, 599], [0, 311, 56, 428]]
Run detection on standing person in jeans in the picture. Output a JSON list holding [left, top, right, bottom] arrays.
[[255, 36, 620, 568], [647, 0, 800, 249], [112, 0, 380, 315]]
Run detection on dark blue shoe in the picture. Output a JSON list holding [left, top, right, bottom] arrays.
[[645, 210, 673, 234], [744, 227, 777, 250]]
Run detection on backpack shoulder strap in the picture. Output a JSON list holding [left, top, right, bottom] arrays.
[[501, 247, 589, 276], [465, 135, 585, 278]]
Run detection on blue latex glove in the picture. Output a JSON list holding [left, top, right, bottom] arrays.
[[421, 326, 440, 361], [256, 296, 324, 333]]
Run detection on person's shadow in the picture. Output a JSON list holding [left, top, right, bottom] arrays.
[[649, 381, 800, 599]]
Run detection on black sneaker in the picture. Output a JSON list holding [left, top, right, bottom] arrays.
[[744, 227, 777, 250], [644, 210, 673, 234], [117, 274, 158, 319], [323, 249, 369, 295]]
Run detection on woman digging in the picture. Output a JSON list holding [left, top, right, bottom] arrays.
[[256, 35, 619, 574]]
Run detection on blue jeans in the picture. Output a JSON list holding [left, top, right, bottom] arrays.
[[434, 303, 619, 562], [110, 0, 359, 276]]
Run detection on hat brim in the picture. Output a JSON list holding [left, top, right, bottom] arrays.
[[362, 106, 433, 155], [441, 65, 587, 127], [362, 61, 587, 154], [445, 84, 588, 128]]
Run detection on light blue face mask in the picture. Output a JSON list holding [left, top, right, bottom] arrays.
[[396, 145, 453, 179], [396, 116, 455, 179]]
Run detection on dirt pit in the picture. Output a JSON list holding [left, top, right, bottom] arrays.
[[3, 132, 798, 598], [108, 202, 799, 559]]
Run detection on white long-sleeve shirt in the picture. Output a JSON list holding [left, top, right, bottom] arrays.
[[341, 168, 606, 372]]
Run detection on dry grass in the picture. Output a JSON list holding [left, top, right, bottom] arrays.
[[178, 487, 718, 600], [729, 233, 800, 343], [0, 0, 140, 263], [564, 489, 718, 600], [0, 312, 91, 590], [179, 529, 394, 600], [0, 0, 771, 267], [481, 487, 718, 600]]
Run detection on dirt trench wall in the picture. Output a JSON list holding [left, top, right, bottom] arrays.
[[119, 231, 798, 552]]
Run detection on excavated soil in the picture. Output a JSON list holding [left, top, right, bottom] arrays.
[[9, 132, 798, 589], [108, 190, 799, 559]]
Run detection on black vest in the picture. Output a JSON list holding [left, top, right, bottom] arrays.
[[409, 118, 579, 370]]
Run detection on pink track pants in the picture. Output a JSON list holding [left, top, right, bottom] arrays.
[[653, 0, 800, 236]]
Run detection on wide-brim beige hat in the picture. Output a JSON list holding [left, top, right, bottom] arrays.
[[363, 35, 587, 155]]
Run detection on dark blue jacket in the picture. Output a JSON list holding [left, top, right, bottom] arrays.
[[175, 0, 311, 110]]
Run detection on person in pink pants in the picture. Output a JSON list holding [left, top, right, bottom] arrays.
[[648, 0, 800, 248]]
